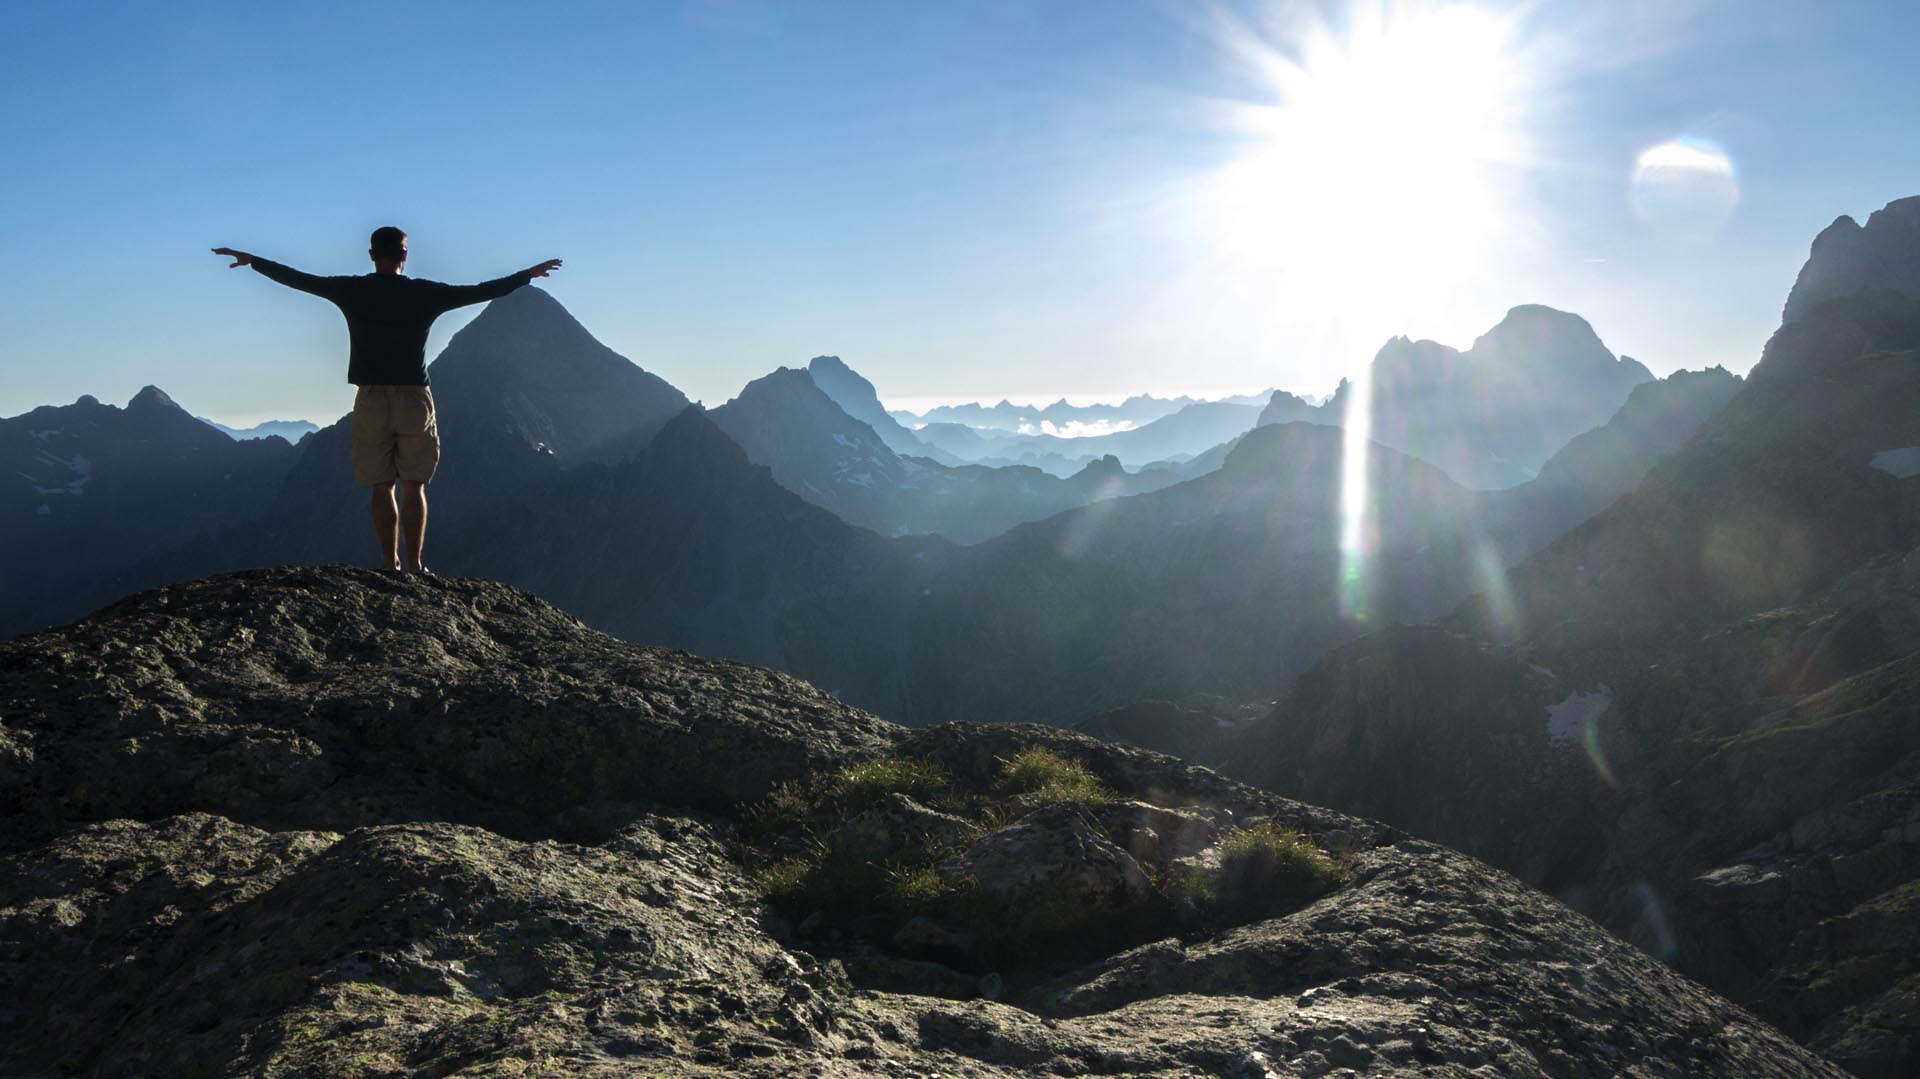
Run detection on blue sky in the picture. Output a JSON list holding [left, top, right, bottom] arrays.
[[3, 0, 1917, 426]]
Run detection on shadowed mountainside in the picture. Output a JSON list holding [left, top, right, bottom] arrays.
[[1224, 277, 1920, 1074], [1, 387, 299, 634]]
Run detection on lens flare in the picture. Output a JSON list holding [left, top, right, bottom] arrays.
[[1631, 136, 1739, 240], [1056, 474, 1133, 559], [1337, 368, 1374, 621], [1583, 713, 1620, 792], [1631, 880, 1679, 964], [1469, 536, 1520, 640]]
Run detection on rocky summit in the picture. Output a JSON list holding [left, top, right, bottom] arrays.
[[0, 567, 1844, 1076]]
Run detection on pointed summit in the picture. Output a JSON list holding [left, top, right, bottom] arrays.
[[127, 385, 184, 413], [428, 287, 689, 464], [806, 355, 929, 458]]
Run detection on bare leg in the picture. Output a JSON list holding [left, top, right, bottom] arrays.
[[371, 483, 400, 570], [399, 481, 429, 573]]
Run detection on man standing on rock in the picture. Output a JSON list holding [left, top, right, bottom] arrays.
[[213, 229, 561, 574]]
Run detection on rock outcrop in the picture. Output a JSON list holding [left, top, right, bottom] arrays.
[[1783, 196, 1920, 325], [0, 567, 1847, 1076]]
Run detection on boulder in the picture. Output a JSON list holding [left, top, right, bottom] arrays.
[[1094, 799, 1220, 865], [834, 793, 974, 862], [938, 805, 1152, 936]]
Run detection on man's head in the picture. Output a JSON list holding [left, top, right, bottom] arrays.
[[369, 226, 408, 272]]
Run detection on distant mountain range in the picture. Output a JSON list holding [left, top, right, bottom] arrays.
[[915, 400, 1269, 476], [898, 304, 1651, 489], [709, 366, 1180, 543], [197, 417, 319, 441], [890, 390, 1274, 435], [3, 271, 1737, 728]]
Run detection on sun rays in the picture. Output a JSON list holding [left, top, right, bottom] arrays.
[[1193, 1, 1536, 335], [1187, 1, 1540, 620]]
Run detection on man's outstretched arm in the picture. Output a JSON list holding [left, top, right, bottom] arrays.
[[431, 259, 564, 311], [212, 248, 350, 301]]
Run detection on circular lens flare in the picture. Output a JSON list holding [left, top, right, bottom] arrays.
[[1631, 136, 1739, 240]]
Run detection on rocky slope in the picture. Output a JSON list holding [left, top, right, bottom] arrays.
[[0, 567, 1845, 1077]]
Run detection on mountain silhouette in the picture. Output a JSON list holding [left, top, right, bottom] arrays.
[[1782, 194, 1920, 324], [1256, 305, 1655, 488], [805, 354, 950, 461], [1, 386, 298, 635], [427, 285, 688, 467], [710, 364, 1183, 542]]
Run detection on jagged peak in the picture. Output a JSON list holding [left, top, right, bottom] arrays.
[[730, 366, 821, 402], [645, 403, 751, 469], [1071, 453, 1126, 480], [1783, 194, 1920, 325], [1810, 213, 1864, 250]]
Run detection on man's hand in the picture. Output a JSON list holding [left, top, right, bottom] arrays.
[[212, 247, 256, 268], [527, 258, 563, 279]]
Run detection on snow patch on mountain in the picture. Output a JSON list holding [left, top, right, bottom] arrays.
[[1546, 686, 1612, 747], [1870, 447, 1920, 478], [30, 449, 92, 495]]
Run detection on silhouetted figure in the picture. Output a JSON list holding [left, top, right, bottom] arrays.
[[213, 228, 561, 573]]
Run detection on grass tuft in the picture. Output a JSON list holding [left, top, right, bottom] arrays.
[[882, 864, 956, 913], [832, 757, 952, 809], [996, 747, 1113, 807], [754, 857, 816, 903], [1201, 822, 1346, 914]]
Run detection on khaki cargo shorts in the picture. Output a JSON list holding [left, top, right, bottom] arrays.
[[351, 385, 441, 486]]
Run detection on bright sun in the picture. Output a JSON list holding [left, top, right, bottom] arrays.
[[1198, 2, 1530, 332], [1185, 2, 1534, 623]]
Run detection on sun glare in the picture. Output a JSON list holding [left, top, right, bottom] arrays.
[[1187, 2, 1535, 621], [1201, 2, 1529, 315]]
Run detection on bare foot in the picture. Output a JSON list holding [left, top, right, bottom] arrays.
[[408, 565, 434, 576]]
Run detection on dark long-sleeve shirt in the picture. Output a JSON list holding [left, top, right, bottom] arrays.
[[251, 259, 535, 385]]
